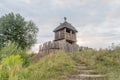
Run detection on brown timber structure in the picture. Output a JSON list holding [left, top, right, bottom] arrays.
[[38, 17, 79, 56]]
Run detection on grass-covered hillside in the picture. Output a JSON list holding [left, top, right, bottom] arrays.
[[0, 42, 120, 80], [71, 48, 120, 80]]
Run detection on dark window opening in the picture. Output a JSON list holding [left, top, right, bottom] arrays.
[[72, 31, 74, 34], [67, 40, 73, 44], [66, 28, 71, 33]]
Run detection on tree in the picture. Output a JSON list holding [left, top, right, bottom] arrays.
[[0, 13, 38, 49]]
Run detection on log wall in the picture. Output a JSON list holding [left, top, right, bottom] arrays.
[[38, 41, 79, 57]]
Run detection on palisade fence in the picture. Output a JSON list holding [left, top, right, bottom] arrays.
[[39, 41, 79, 55], [31, 41, 79, 61]]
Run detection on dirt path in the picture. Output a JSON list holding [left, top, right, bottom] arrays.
[[66, 63, 106, 80]]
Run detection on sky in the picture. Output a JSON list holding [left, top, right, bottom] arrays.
[[0, 0, 120, 52]]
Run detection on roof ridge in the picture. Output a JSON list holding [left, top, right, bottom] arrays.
[[53, 20, 78, 32]]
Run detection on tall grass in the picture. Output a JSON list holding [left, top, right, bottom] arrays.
[[0, 41, 31, 67], [20, 51, 75, 80], [0, 42, 120, 80], [0, 55, 23, 80], [71, 48, 120, 80], [0, 51, 75, 80]]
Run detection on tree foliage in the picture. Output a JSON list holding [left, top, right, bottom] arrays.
[[0, 12, 38, 49]]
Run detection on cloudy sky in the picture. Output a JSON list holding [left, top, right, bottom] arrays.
[[1, 0, 120, 52]]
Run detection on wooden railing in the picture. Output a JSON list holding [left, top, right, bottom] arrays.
[[66, 32, 76, 41], [55, 32, 65, 40], [55, 32, 76, 42]]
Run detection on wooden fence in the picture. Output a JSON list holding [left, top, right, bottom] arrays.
[[38, 41, 79, 56], [30, 41, 79, 62]]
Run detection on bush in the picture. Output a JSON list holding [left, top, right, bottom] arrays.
[[0, 41, 31, 66], [0, 41, 25, 60], [0, 54, 23, 80]]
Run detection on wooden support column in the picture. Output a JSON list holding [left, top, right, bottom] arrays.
[[70, 30, 72, 40], [70, 30, 72, 34], [55, 32, 56, 40], [64, 28, 66, 39], [75, 33, 76, 42]]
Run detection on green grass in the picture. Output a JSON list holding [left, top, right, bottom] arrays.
[[0, 43, 120, 80], [0, 55, 23, 80], [71, 48, 120, 80], [19, 51, 75, 80]]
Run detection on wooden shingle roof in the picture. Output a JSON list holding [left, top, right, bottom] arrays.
[[53, 17, 78, 32]]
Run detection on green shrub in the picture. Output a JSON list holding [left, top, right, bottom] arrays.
[[0, 41, 31, 66], [0, 54, 23, 80], [0, 41, 25, 60]]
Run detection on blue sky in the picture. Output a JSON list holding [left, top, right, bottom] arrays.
[[1, 0, 120, 52]]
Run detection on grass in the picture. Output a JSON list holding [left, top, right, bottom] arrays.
[[0, 43, 120, 80], [71, 48, 120, 80], [19, 51, 75, 80]]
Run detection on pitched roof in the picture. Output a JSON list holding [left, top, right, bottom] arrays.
[[53, 18, 78, 32]]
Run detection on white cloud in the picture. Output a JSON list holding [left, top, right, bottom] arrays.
[[51, 0, 90, 8], [101, 0, 120, 5], [21, 0, 32, 4]]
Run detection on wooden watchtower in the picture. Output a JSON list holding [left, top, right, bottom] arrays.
[[53, 17, 78, 45], [37, 17, 79, 58]]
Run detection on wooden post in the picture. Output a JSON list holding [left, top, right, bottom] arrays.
[[64, 28, 66, 39], [74, 33, 76, 42]]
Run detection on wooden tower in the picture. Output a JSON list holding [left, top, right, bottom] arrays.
[[37, 17, 79, 58], [53, 17, 78, 45]]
